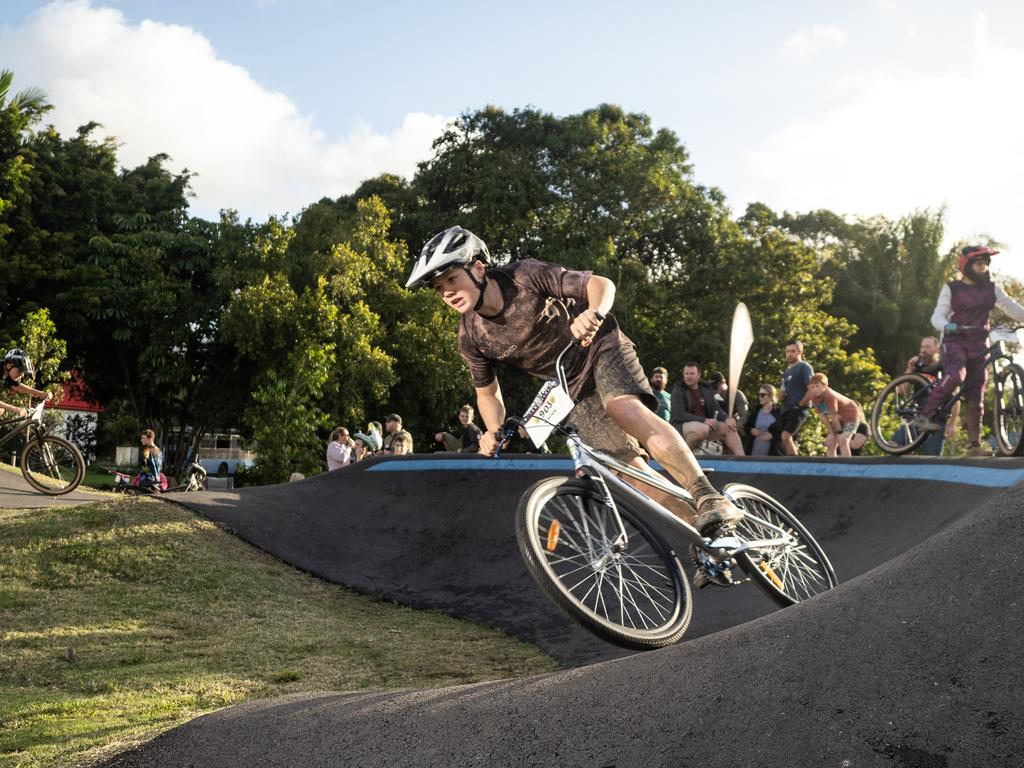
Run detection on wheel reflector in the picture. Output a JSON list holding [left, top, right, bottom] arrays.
[[546, 520, 561, 552], [759, 561, 784, 590]]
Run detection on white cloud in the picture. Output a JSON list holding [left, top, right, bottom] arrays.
[[0, 0, 451, 220], [781, 24, 847, 62], [746, 12, 1024, 282]]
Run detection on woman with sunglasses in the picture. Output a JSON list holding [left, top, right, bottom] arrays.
[[743, 384, 782, 456]]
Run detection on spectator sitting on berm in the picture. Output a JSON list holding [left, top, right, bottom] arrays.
[[435, 404, 483, 452]]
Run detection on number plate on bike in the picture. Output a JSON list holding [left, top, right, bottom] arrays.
[[522, 380, 575, 448]]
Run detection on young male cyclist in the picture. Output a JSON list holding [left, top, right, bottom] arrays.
[[916, 245, 1024, 456], [1, 349, 51, 417], [405, 225, 742, 535]]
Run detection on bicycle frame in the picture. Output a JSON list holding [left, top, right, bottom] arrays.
[[506, 341, 797, 559], [0, 400, 48, 451], [564, 433, 797, 558]]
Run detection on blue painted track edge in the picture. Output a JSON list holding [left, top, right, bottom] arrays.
[[366, 457, 1024, 487]]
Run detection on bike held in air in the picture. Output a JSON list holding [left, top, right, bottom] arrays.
[[871, 325, 1024, 456], [0, 399, 85, 495], [503, 341, 838, 650]]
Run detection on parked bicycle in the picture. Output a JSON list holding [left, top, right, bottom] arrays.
[[871, 325, 1024, 456], [502, 342, 838, 650], [0, 399, 85, 495]]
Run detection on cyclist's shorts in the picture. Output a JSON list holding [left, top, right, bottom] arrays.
[[840, 418, 865, 435], [571, 342, 658, 463]]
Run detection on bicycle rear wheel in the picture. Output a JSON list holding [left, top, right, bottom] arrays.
[[21, 434, 86, 495], [723, 484, 838, 608], [870, 373, 932, 455], [994, 363, 1024, 456], [515, 476, 691, 650]]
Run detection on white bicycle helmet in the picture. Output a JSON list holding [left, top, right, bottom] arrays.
[[405, 226, 490, 290]]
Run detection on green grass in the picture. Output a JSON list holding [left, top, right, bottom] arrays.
[[0, 497, 556, 768]]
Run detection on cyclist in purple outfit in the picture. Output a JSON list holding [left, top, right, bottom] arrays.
[[916, 245, 1024, 456]]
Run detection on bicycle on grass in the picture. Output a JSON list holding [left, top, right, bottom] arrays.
[[500, 342, 838, 650], [107, 461, 207, 495], [871, 325, 1024, 456], [0, 399, 85, 495]]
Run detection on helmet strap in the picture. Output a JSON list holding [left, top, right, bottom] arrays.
[[466, 267, 489, 312]]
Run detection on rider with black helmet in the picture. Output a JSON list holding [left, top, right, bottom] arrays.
[[916, 245, 1024, 455], [407, 226, 743, 536], [1, 349, 51, 417]]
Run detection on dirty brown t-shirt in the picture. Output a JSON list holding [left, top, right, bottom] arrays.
[[458, 259, 631, 398]]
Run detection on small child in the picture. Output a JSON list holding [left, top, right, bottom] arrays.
[[803, 373, 865, 457]]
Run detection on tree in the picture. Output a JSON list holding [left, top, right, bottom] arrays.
[[777, 208, 949, 375], [0, 70, 50, 248]]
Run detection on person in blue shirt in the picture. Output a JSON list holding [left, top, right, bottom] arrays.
[[778, 340, 813, 455], [649, 366, 671, 421]]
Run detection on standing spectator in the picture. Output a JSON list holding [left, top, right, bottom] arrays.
[[435, 404, 483, 452], [918, 245, 1024, 456], [707, 370, 748, 423], [670, 362, 744, 455], [778, 340, 813, 455], [382, 414, 403, 453], [326, 427, 352, 470], [803, 373, 866, 457], [366, 422, 384, 453], [649, 367, 672, 421], [743, 384, 782, 456]]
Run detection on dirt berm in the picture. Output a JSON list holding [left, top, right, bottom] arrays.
[[105, 455, 1024, 767]]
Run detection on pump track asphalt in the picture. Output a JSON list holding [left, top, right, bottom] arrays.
[[101, 454, 1024, 768]]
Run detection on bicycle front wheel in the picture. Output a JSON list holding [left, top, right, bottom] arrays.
[[515, 476, 691, 650], [994, 363, 1024, 456], [20, 435, 86, 495], [870, 373, 932, 455], [723, 484, 838, 608]]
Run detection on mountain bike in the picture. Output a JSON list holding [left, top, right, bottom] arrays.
[[502, 342, 838, 650], [0, 399, 86, 495], [871, 325, 1024, 456]]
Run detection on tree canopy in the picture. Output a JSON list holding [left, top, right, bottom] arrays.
[[2, 74, 986, 478]]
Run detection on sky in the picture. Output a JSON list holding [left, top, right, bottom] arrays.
[[3, 0, 1024, 280]]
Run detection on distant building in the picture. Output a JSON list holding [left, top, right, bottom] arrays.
[[53, 372, 103, 463]]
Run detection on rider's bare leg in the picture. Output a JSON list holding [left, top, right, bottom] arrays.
[[604, 394, 737, 528], [619, 460, 696, 525]]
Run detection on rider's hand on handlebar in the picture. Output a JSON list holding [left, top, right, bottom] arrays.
[[570, 309, 605, 347], [479, 430, 501, 457]]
